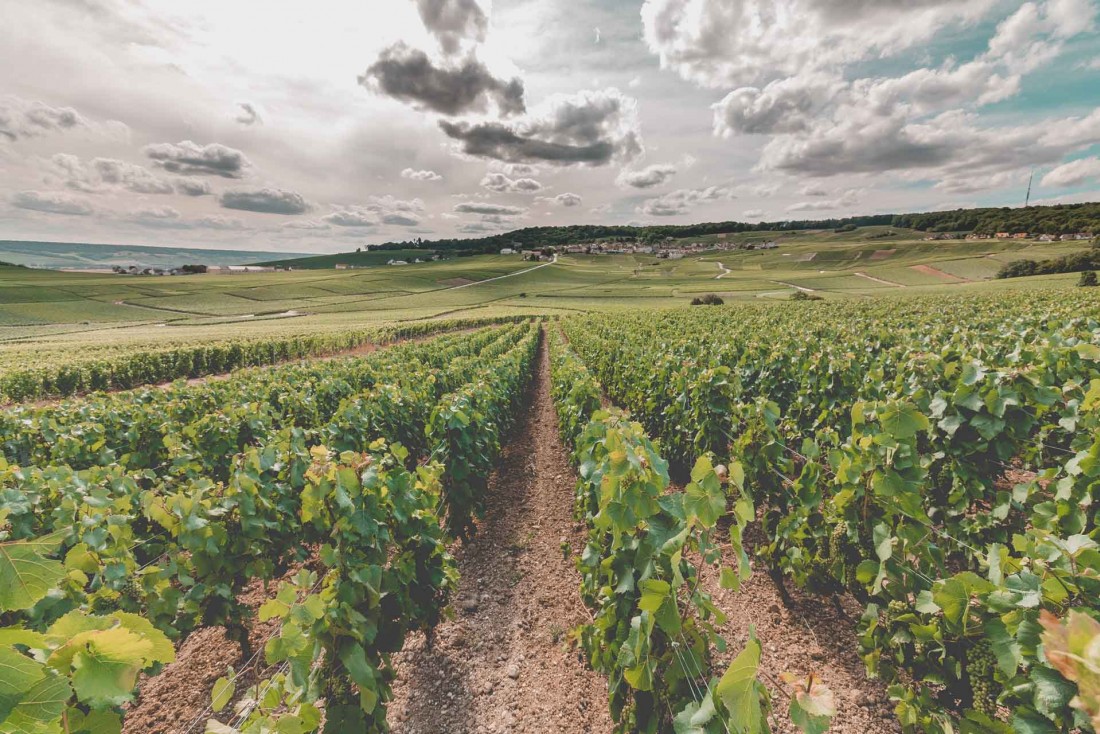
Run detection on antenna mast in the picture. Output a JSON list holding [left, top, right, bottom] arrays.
[[1024, 170, 1034, 208]]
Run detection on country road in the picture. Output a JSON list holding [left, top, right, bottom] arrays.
[[445, 255, 558, 291]]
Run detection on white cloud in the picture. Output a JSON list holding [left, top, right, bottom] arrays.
[[0, 95, 86, 141], [638, 184, 735, 216], [537, 192, 582, 207], [785, 188, 860, 212], [402, 167, 444, 181], [641, 0, 999, 89], [12, 190, 94, 216], [480, 172, 544, 193], [454, 201, 527, 215], [131, 206, 183, 226], [324, 196, 426, 227], [616, 163, 677, 189], [1042, 156, 1100, 187]]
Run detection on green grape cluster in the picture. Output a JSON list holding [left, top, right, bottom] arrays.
[[122, 576, 143, 600], [92, 592, 121, 614], [323, 672, 357, 707], [967, 640, 998, 715], [828, 522, 846, 561]]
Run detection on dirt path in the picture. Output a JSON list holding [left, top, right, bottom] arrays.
[[388, 332, 612, 734], [698, 525, 900, 733], [772, 280, 816, 293], [909, 264, 969, 283], [122, 568, 302, 734], [853, 272, 905, 287]]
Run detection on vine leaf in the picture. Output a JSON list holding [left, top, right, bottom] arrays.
[[1040, 610, 1100, 730], [716, 630, 766, 734], [878, 403, 928, 440], [781, 672, 836, 734], [0, 673, 71, 734], [0, 534, 66, 612]]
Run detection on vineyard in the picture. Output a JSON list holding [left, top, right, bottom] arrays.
[[1, 292, 1099, 734]]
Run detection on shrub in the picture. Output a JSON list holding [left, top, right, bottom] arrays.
[[1078, 270, 1097, 287], [997, 250, 1100, 279], [690, 294, 724, 306], [790, 290, 823, 301]]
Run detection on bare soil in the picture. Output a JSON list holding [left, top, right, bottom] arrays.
[[909, 264, 969, 282], [387, 335, 613, 734], [697, 526, 902, 733], [122, 572, 293, 734]]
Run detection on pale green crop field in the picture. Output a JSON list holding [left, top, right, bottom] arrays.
[[0, 227, 1094, 371]]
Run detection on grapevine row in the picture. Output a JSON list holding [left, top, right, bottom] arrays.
[[0, 321, 539, 733], [562, 294, 1100, 732]]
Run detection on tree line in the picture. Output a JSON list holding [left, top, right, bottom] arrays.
[[356, 203, 1098, 256]]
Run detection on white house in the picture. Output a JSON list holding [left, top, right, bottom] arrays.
[[500, 248, 516, 255]]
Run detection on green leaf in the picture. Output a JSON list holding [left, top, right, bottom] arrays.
[[984, 618, 1021, 678], [933, 578, 969, 626], [878, 403, 928, 440], [0, 534, 66, 612], [0, 674, 71, 734], [70, 628, 154, 708], [715, 631, 765, 734], [0, 647, 46, 721], [211, 676, 234, 713], [111, 613, 175, 665], [673, 695, 717, 734]]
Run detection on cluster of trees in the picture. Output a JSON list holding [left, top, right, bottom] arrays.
[[895, 202, 1100, 235], [996, 247, 1100, 279], [365, 204, 1097, 256], [367, 215, 901, 255]]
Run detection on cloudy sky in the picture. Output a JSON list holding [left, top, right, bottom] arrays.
[[1, 0, 1098, 253]]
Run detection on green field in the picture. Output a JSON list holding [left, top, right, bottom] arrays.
[[0, 227, 1094, 373]]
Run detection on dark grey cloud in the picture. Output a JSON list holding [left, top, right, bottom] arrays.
[[175, 178, 212, 196], [616, 163, 677, 188], [454, 201, 527, 215], [0, 96, 85, 141], [480, 172, 544, 193], [438, 88, 641, 166], [414, 0, 488, 55], [144, 140, 250, 178], [236, 102, 262, 126], [12, 190, 94, 216], [360, 43, 525, 117], [441, 120, 613, 164], [219, 187, 310, 214]]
